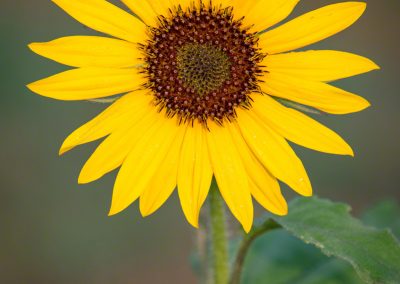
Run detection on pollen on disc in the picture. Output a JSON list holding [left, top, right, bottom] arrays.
[[142, 3, 264, 125]]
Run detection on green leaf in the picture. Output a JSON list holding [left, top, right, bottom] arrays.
[[242, 230, 363, 284], [271, 197, 400, 284], [238, 198, 400, 284], [362, 200, 400, 238]]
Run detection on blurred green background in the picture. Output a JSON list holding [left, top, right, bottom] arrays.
[[0, 0, 398, 283]]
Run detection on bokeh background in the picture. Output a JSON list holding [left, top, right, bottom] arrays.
[[1, 0, 399, 283]]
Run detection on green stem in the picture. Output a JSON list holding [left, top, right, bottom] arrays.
[[229, 219, 281, 284], [209, 180, 229, 284]]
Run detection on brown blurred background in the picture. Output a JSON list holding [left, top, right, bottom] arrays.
[[0, 0, 398, 283]]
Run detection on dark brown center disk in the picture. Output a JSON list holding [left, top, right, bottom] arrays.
[[142, 3, 264, 125]]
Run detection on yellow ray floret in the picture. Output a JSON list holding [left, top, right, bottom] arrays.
[[259, 2, 367, 54], [27, 67, 145, 101], [264, 50, 379, 82], [140, 126, 186, 217], [52, 0, 147, 43], [259, 72, 371, 114], [207, 123, 254, 233], [178, 123, 213, 228], [29, 36, 144, 68]]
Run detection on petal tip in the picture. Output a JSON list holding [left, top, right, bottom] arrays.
[[191, 222, 200, 229], [26, 81, 44, 96], [27, 42, 37, 52], [108, 202, 125, 216], [303, 191, 313, 197], [298, 180, 313, 197], [371, 61, 381, 71], [59, 145, 69, 156], [361, 98, 371, 110], [28, 42, 49, 58], [348, 2, 367, 13], [139, 208, 158, 218], [77, 176, 89, 185], [139, 201, 156, 218], [277, 210, 288, 217], [139, 208, 151, 218], [108, 208, 119, 217], [339, 141, 355, 157], [26, 82, 36, 92], [363, 57, 380, 72], [241, 213, 254, 234], [347, 96, 371, 114], [242, 222, 252, 234], [187, 215, 200, 229], [26, 81, 46, 97], [347, 147, 355, 157], [274, 203, 289, 216], [59, 131, 85, 156], [353, 2, 367, 20], [78, 168, 95, 184], [59, 139, 73, 155]]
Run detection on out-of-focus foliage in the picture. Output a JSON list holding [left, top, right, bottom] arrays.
[[362, 200, 400, 237], [241, 199, 400, 284]]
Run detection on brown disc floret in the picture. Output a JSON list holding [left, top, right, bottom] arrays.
[[141, 2, 264, 125]]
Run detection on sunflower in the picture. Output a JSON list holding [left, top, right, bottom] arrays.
[[28, 0, 378, 232]]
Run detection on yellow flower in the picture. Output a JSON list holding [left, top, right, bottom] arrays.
[[27, 0, 378, 232]]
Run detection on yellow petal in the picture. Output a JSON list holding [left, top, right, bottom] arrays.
[[252, 94, 354, 156], [108, 114, 180, 215], [237, 109, 312, 196], [28, 36, 143, 68], [237, 0, 299, 33], [227, 123, 288, 215], [231, 0, 256, 16], [52, 0, 147, 43], [259, 72, 370, 114], [176, 0, 193, 10], [207, 122, 253, 233], [27, 67, 145, 100], [121, 0, 158, 27], [178, 122, 213, 228], [140, 125, 187, 217], [59, 91, 152, 155], [259, 2, 366, 54], [210, 0, 231, 8], [145, 0, 174, 19], [264, 50, 379, 82], [78, 105, 158, 184]]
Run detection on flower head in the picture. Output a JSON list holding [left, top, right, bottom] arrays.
[[28, 0, 378, 232]]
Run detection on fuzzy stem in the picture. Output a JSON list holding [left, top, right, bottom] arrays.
[[209, 181, 229, 284]]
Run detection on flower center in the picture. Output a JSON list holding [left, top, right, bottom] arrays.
[[142, 3, 264, 125], [176, 43, 231, 96]]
